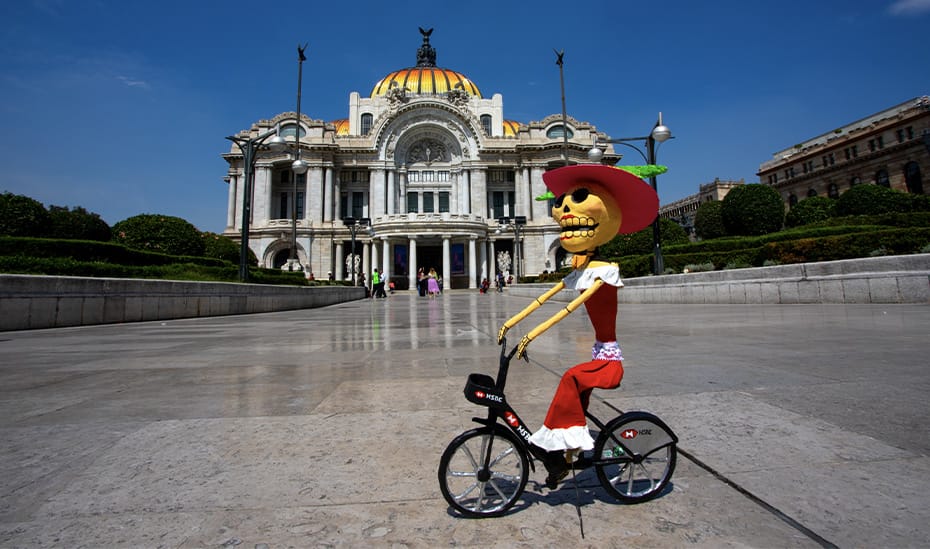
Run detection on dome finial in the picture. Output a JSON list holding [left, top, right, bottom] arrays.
[[416, 27, 436, 67]]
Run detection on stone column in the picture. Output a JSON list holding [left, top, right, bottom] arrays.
[[308, 166, 323, 223], [370, 168, 385, 217], [408, 237, 418, 291], [371, 240, 380, 282], [468, 237, 477, 289], [363, 242, 371, 287], [226, 174, 237, 229], [255, 165, 272, 223], [489, 239, 497, 276], [479, 238, 488, 281], [323, 167, 333, 222], [442, 235, 451, 292], [335, 242, 344, 280], [333, 171, 342, 221], [382, 239, 390, 281], [387, 169, 395, 215]]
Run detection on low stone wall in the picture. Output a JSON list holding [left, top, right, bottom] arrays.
[[508, 254, 930, 305], [0, 275, 365, 331]]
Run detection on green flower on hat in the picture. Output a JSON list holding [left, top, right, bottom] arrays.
[[534, 164, 668, 200]]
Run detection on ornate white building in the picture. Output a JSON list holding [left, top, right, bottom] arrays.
[[221, 29, 620, 289]]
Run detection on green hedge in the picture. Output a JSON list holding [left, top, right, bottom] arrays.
[[0, 236, 227, 268]]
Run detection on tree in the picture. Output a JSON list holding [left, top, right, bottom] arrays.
[[202, 232, 241, 263], [721, 184, 785, 236], [47, 205, 112, 241], [693, 200, 726, 239], [835, 183, 912, 216], [601, 217, 689, 257], [785, 196, 836, 227], [112, 214, 205, 257], [0, 192, 50, 237]]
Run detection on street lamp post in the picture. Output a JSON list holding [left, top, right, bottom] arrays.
[[288, 44, 309, 272], [226, 129, 288, 282], [588, 113, 673, 275], [496, 215, 527, 281], [342, 216, 370, 285]]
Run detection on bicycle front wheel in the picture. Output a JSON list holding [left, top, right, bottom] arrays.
[[593, 412, 677, 504], [438, 425, 529, 518]]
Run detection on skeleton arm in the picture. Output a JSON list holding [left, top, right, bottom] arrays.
[[515, 278, 606, 359], [497, 280, 566, 343]]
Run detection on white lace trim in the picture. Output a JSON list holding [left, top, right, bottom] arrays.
[[562, 263, 623, 290], [592, 340, 623, 360], [528, 425, 595, 452]]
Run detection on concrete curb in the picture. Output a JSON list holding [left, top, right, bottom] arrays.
[[507, 254, 930, 304], [0, 275, 365, 331]]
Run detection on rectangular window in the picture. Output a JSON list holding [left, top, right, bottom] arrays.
[[422, 171, 435, 182], [340, 192, 348, 219], [851, 145, 858, 158], [423, 192, 434, 213], [439, 191, 450, 212], [508, 191, 515, 216], [868, 139, 876, 152], [280, 171, 290, 184], [492, 191, 505, 219], [296, 192, 304, 219], [437, 171, 450, 182], [407, 192, 418, 213], [897, 129, 905, 143], [279, 192, 288, 219], [408, 171, 420, 182], [877, 135, 884, 148], [488, 170, 515, 183], [352, 191, 364, 219]]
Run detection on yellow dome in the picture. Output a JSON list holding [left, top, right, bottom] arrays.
[[502, 120, 520, 137], [331, 118, 349, 136], [371, 28, 481, 99], [371, 67, 481, 98]]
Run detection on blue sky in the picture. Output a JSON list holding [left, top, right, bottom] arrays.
[[2, 0, 929, 233]]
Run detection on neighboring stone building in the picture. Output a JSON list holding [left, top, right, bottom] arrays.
[[758, 96, 930, 208], [659, 178, 745, 233], [221, 29, 622, 289]]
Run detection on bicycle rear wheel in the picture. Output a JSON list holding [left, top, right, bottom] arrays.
[[593, 412, 677, 504], [438, 425, 529, 517]]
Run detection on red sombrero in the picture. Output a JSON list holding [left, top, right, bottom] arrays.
[[542, 164, 659, 234]]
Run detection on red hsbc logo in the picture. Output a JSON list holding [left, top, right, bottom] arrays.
[[505, 412, 519, 427], [475, 391, 486, 399], [621, 429, 638, 439]]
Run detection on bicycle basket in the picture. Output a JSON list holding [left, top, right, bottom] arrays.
[[464, 373, 507, 409]]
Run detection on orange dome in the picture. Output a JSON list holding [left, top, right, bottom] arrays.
[[331, 118, 349, 136], [371, 29, 481, 99], [371, 67, 481, 98], [502, 120, 520, 137]]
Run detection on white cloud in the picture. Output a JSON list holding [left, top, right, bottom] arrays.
[[116, 75, 150, 89], [888, 0, 930, 15]]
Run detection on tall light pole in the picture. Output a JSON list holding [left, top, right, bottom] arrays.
[[588, 113, 673, 275], [496, 216, 527, 281], [342, 217, 370, 285], [226, 129, 288, 282], [289, 44, 309, 271], [554, 49, 569, 165]]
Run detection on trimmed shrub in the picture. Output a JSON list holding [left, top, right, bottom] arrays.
[[0, 192, 50, 237], [601, 217, 689, 257], [721, 184, 785, 236], [835, 184, 912, 216], [47, 205, 112, 241], [112, 214, 205, 257], [202, 232, 242, 263], [785, 196, 836, 227], [694, 200, 726, 239]]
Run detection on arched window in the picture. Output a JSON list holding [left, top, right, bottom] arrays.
[[828, 183, 839, 198], [480, 115, 492, 136], [279, 123, 306, 139], [546, 125, 574, 139], [360, 113, 373, 136], [904, 161, 924, 194], [788, 194, 798, 206], [875, 168, 890, 187], [807, 188, 817, 197]]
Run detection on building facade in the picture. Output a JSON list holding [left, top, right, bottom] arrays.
[[758, 96, 930, 207], [221, 30, 622, 289], [658, 178, 745, 234]]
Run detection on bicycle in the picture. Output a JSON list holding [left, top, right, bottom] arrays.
[[438, 338, 678, 518]]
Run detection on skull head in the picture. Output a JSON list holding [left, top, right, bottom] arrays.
[[552, 181, 623, 254]]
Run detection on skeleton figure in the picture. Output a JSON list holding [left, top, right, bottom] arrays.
[[496, 164, 659, 488]]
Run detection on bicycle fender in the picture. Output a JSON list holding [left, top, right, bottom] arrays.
[[605, 410, 678, 457]]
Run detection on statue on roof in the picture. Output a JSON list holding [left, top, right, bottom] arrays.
[[416, 27, 436, 67]]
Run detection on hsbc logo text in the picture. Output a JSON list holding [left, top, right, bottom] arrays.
[[474, 390, 503, 403]]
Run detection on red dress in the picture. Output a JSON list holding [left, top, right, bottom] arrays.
[[528, 263, 624, 452]]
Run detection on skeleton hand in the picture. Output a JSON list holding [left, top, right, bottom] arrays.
[[516, 335, 532, 360], [497, 324, 509, 344]]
